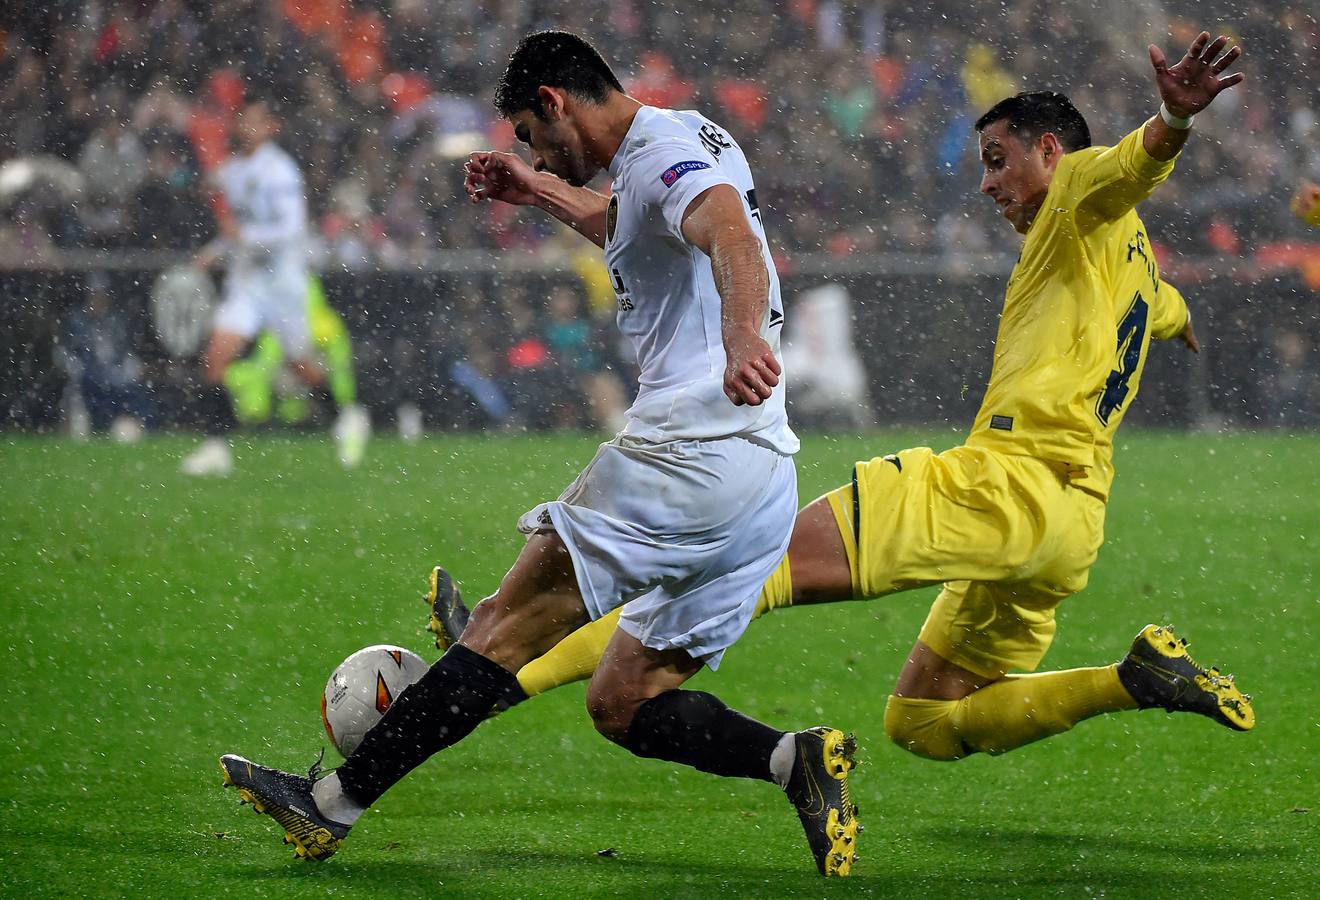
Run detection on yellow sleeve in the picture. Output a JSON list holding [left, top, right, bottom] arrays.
[[1150, 279, 1190, 341], [1067, 123, 1178, 224], [1306, 203, 1320, 228]]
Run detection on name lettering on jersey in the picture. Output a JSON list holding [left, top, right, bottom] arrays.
[[1126, 229, 1159, 294], [610, 266, 634, 311], [605, 194, 619, 244], [990, 415, 1014, 431], [660, 160, 711, 188], [698, 124, 731, 158]]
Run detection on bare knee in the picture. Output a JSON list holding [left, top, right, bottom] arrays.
[[585, 680, 646, 744], [458, 535, 587, 669], [883, 694, 969, 762], [460, 593, 584, 670]]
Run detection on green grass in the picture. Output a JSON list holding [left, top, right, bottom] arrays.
[[1, 430, 1317, 898]]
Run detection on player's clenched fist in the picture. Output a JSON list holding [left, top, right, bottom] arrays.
[[464, 151, 540, 206], [723, 328, 781, 407]]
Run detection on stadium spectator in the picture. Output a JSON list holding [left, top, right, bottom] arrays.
[[59, 272, 153, 436], [2, 0, 1315, 260]]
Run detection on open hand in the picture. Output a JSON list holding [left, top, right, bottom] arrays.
[[1148, 32, 1244, 118], [464, 151, 540, 206]]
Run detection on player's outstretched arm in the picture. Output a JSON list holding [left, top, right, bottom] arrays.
[[1144, 31, 1244, 161], [681, 184, 779, 407], [464, 151, 611, 247]]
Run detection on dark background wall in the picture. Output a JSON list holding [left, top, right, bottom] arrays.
[[2, 265, 1314, 432]]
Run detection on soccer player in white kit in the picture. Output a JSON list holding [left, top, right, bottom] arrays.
[[220, 33, 861, 876], [182, 100, 369, 475]]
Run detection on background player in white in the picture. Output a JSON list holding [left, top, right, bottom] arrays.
[[221, 32, 860, 876], [183, 99, 369, 475]]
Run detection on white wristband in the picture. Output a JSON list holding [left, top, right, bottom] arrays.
[[1159, 103, 1194, 130]]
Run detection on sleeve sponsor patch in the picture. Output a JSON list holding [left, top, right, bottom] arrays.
[[660, 160, 711, 187]]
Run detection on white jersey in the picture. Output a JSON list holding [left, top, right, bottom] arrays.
[[604, 106, 798, 455], [213, 141, 307, 270]]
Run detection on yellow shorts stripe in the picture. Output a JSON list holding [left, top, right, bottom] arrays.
[[825, 481, 862, 600]]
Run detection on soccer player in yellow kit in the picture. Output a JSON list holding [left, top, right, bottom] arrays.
[[428, 32, 1255, 760]]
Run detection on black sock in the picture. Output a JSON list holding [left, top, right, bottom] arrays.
[[336, 644, 519, 805], [199, 383, 235, 434], [495, 682, 530, 713], [309, 385, 338, 420], [623, 690, 784, 782]]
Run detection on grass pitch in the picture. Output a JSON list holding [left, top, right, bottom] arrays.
[[2, 430, 1317, 898]]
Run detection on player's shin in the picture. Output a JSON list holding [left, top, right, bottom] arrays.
[[622, 689, 787, 782], [885, 666, 1135, 759], [332, 644, 520, 806], [199, 383, 238, 434]]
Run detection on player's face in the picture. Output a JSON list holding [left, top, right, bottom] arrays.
[[978, 121, 1053, 234], [511, 108, 597, 187], [236, 104, 276, 153]]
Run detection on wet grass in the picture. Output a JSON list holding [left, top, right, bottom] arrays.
[[1, 430, 1317, 898]]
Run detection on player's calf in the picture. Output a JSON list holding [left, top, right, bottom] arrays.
[[619, 689, 862, 876]]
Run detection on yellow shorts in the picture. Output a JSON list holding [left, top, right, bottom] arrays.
[[826, 445, 1106, 678]]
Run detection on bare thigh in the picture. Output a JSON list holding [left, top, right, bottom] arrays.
[[585, 628, 703, 741], [893, 640, 999, 701], [785, 493, 854, 604], [459, 532, 591, 673]]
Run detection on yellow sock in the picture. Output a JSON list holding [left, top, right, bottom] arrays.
[[753, 555, 793, 618], [952, 665, 1136, 754], [515, 608, 620, 698], [886, 665, 1136, 760]]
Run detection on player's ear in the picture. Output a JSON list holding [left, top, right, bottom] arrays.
[[537, 86, 565, 120], [1039, 132, 1064, 164]]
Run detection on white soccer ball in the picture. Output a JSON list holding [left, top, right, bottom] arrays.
[[321, 644, 429, 758]]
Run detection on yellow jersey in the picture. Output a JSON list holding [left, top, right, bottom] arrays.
[[966, 124, 1191, 501]]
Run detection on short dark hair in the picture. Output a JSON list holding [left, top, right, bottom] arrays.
[[975, 91, 1092, 152], [494, 30, 624, 120]]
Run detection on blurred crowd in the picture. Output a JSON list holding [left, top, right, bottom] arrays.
[[2, 1, 1319, 434], [2, 0, 1318, 265]]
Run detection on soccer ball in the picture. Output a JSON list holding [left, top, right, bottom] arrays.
[[321, 644, 429, 758]]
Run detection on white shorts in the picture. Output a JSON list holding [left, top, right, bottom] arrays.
[[518, 434, 797, 669], [214, 259, 311, 357]]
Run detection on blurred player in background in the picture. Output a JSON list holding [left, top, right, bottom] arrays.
[[224, 275, 359, 428], [221, 31, 861, 876], [182, 100, 369, 475], [427, 31, 1255, 762]]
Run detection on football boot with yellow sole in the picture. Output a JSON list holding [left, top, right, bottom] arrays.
[[423, 565, 526, 714], [219, 753, 350, 860], [785, 726, 862, 876], [423, 565, 471, 652], [1117, 624, 1255, 731]]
